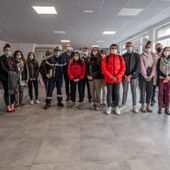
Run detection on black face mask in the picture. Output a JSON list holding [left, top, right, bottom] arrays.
[[157, 48, 162, 53]]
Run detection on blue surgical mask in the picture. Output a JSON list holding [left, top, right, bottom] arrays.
[[4, 51, 12, 57], [67, 47, 73, 53], [111, 49, 117, 55], [55, 52, 61, 58], [127, 47, 133, 53]]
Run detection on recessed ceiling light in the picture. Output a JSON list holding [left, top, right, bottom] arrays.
[[61, 40, 70, 43], [103, 31, 116, 35], [118, 8, 143, 16], [84, 10, 94, 13], [33, 6, 57, 14], [53, 31, 66, 34], [92, 45, 99, 48]]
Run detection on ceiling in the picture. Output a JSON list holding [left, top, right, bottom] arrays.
[[0, 0, 170, 48]]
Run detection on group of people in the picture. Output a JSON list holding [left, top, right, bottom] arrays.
[[0, 41, 169, 116]]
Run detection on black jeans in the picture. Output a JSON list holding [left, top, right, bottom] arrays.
[[63, 71, 70, 99], [70, 80, 84, 102], [140, 76, 153, 105], [82, 78, 91, 101], [28, 80, 39, 100], [15, 85, 25, 105], [2, 81, 15, 106], [107, 83, 120, 107]]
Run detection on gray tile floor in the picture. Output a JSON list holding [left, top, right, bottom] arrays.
[[0, 87, 170, 170]]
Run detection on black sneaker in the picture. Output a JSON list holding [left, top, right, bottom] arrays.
[[151, 100, 156, 106], [44, 103, 51, 110], [58, 103, 64, 107]]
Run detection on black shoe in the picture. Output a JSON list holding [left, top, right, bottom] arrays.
[[151, 100, 156, 106], [58, 103, 64, 107], [158, 110, 162, 114], [165, 111, 170, 115], [44, 103, 51, 110], [66, 97, 70, 102]]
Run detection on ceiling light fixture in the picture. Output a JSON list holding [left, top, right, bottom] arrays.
[[103, 31, 116, 35], [33, 6, 57, 14]]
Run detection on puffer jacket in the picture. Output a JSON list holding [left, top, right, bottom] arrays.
[[67, 59, 86, 81], [102, 53, 126, 84]]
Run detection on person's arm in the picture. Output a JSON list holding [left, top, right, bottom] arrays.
[[115, 56, 126, 80], [24, 63, 28, 81], [150, 54, 158, 78], [131, 53, 140, 78], [101, 57, 113, 80], [79, 63, 86, 80], [140, 54, 147, 78], [35, 61, 39, 79], [0, 57, 9, 74], [67, 60, 74, 80]]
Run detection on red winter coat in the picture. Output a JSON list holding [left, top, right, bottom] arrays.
[[102, 54, 126, 84], [68, 59, 86, 81]]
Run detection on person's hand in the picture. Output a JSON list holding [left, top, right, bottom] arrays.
[[125, 75, 132, 81], [146, 76, 152, 81], [87, 76, 93, 81], [74, 79, 79, 82], [46, 74, 51, 79], [112, 76, 117, 82]]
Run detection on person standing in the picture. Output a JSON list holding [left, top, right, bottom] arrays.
[[151, 43, 164, 106], [102, 43, 126, 115], [121, 42, 140, 113], [157, 47, 170, 115], [82, 47, 91, 102], [13, 50, 27, 108], [140, 41, 158, 113], [87, 47, 103, 111], [44, 46, 65, 110], [62, 43, 75, 101], [39, 49, 53, 92], [68, 52, 86, 108], [0, 44, 18, 112], [27, 52, 40, 105]]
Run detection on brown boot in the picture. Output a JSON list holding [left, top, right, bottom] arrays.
[[140, 104, 146, 113], [146, 105, 152, 113]]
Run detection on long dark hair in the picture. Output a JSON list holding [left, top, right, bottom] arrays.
[[13, 50, 26, 64], [90, 47, 102, 64], [27, 52, 38, 65], [161, 47, 170, 59]]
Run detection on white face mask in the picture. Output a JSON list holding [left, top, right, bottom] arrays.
[[93, 51, 98, 56], [145, 48, 152, 54], [74, 55, 79, 61], [111, 49, 118, 54], [164, 51, 170, 57], [84, 52, 89, 56], [29, 55, 34, 60], [127, 47, 133, 53], [16, 54, 22, 59]]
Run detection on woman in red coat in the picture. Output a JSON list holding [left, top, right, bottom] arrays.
[[68, 52, 86, 108], [102, 43, 126, 115]]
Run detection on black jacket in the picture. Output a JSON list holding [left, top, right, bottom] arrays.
[[0, 55, 17, 82], [27, 61, 39, 79], [39, 59, 48, 78], [123, 52, 140, 79], [46, 55, 66, 78], [61, 52, 74, 73], [86, 57, 102, 79]]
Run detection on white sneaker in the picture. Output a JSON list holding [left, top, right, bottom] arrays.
[[106, 107, 112, 115], [133, 105, 139, 113], [35, 99, 40, 104], [90, 103, 95, 109], [115, 106, 121, 115], [30, 100, 34, 105], [120, 105, 126, 111]]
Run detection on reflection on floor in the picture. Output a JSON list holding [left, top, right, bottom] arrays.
[[0, 87, 170, 170]]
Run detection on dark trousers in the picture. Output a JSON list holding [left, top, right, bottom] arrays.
[[107, 83, 120, 107], [42, 77, 48, 92], [140, 76, 153, 105], [82, 78, 91, 101], [70, 80, 84, 102], [46, 77, 63, 104], [2, 81, 15, 106], [28, 80, 39, 100], [158, 79, 170, 112], [64, 71, 70, 99]]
